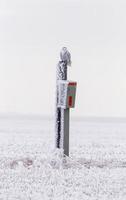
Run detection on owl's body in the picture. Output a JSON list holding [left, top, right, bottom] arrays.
[[60, 47, 71, 66]]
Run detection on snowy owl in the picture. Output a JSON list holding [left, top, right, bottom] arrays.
[[60, 47, 71, 66]]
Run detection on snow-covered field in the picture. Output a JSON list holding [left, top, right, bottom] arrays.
[[0, 115, 126, 199]]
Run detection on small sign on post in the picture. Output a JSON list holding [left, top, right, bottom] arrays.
[[55, 47, 77, 156], [57, 80, 77, 109]]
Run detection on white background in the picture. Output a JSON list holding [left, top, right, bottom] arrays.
[[0, 0, 126, 117]]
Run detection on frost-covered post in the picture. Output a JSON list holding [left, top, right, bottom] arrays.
[[55, 47, 71, 156]]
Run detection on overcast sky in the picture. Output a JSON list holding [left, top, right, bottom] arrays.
[[0, 0, 126, 117]]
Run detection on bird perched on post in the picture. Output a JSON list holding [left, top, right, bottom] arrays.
[[60, 47, 71, 66]]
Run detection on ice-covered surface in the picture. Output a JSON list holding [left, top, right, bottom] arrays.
[[0, 115, 126, 199]]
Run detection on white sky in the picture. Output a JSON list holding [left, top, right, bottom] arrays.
[[0, 0, 126, 117]]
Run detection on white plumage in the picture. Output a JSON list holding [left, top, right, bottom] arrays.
[[60, 47, 71, 66]]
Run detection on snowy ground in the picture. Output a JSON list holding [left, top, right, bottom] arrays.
[[0, 115, 126, 199]]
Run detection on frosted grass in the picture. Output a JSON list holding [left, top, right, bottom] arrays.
[[0, 116, 126, 199]]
